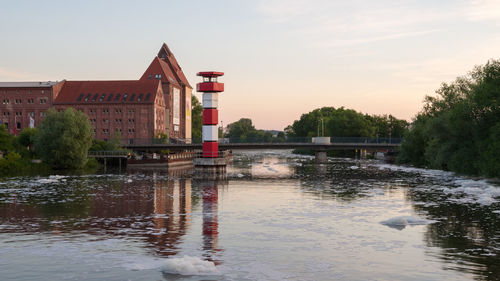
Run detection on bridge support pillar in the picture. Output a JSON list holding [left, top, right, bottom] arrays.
[[315, 151, 327, 164]]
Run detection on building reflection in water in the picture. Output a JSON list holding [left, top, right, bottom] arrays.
[[0, 169, 225, 264], [149, 178, 192, 257]]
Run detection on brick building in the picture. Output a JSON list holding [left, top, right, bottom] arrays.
[[0, 43, 192, 143]]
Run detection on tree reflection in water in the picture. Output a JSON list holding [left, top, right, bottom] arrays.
[[0, 170, 225, 264], [407, 184, 500, 281]]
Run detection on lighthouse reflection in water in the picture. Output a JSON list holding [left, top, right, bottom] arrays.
[[1, 151, 499, 280]]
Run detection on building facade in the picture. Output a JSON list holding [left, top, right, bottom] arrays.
[[0, 43, 192, 143]]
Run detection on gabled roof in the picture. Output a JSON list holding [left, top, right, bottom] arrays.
[[139, 43, 191, 88], [54, 80, 161, 104], [140, 57, 181, 87]]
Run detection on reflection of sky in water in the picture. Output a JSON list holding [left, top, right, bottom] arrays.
[[0, 150, 499, 281]]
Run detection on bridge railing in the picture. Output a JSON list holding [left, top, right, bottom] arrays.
[[88, 150, 130, 157], [330, 137, 403, 144], [122, 137, 403, 146]]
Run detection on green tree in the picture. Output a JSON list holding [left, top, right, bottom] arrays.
[[0, 152, 22, 176], [0, 124, 14, 152], [17, 127, 37, 150], [34, 108, 93, 169], [192, 95, 203, 142], [398, 59, 500, 177], [226, 118, 256, 142], [326, 108, 374, 137]]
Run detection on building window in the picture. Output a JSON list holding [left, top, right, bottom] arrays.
[[77, 93, 84, 101], [102, 119, 108, 123], [40, 112, 45, 117], [129, 93, 136, 102], [17, 122, 21, 129], [137, 93, 144, 102], [115, 109, 122, 114], [3, 99, 9, 104], [148, 74, 152, 79], [39, 98, 47, 104], [145, 93, 151, 101], [128, 119, 135, 124], [15, 99, 22, 104], [114, 94, 121, 102], [99, 94, 106, 102], [122, 94, 128, 102], [102, 109, 109, 113], [107, 94, 114, 102], [85, 93, 91, 101], [91, 94, 99, 102], [128, 109, 135, 113], [155, 74, 161, 79]]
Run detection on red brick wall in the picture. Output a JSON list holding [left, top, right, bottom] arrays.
[[0, 86, 53, 134], [54, 103, 155, 143]]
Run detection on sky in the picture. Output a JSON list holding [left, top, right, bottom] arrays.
[[1, 0, 499, 130]]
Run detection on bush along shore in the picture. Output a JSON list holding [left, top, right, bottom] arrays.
[[397, 59, 500, 178]]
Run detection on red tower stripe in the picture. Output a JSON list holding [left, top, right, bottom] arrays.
[[203, 109, 218, 125], [202, 142, 219, 158]]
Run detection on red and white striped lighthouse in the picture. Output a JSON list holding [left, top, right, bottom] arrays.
[[197, 71, 224, 158]]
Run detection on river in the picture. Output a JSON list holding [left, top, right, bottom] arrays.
[[0, 150, 499, 280]]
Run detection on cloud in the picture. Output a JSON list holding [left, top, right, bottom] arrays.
[[316, 29, 442, 48], [257, 0, 452, 49], [466, 0, 500, 21]]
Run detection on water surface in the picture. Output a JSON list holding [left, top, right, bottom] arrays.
[[0, 150, 499, 280]]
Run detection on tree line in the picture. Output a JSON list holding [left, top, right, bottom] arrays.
[[284, 107, 408, 140], [397, 59, 500, 178], [0, 108, 118, 176]]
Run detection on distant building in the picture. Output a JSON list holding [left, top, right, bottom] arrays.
[[0, 43, 192, 143]]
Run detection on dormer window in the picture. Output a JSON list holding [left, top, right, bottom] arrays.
[[148, 74, 152, 79], [155, 74, 161, 79]]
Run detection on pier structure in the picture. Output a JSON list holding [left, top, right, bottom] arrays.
[[193, 71, 228, 178]]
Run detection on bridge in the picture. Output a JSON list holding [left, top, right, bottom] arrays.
[[124, 142, 400, 151], [121, 137, 401, 163]]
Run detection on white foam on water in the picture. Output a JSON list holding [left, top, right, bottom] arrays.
[[380, 215, 436, 228], [375, 163, 500, 206], [349, 165, 359, 170], [161, 255, 218, 275]]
